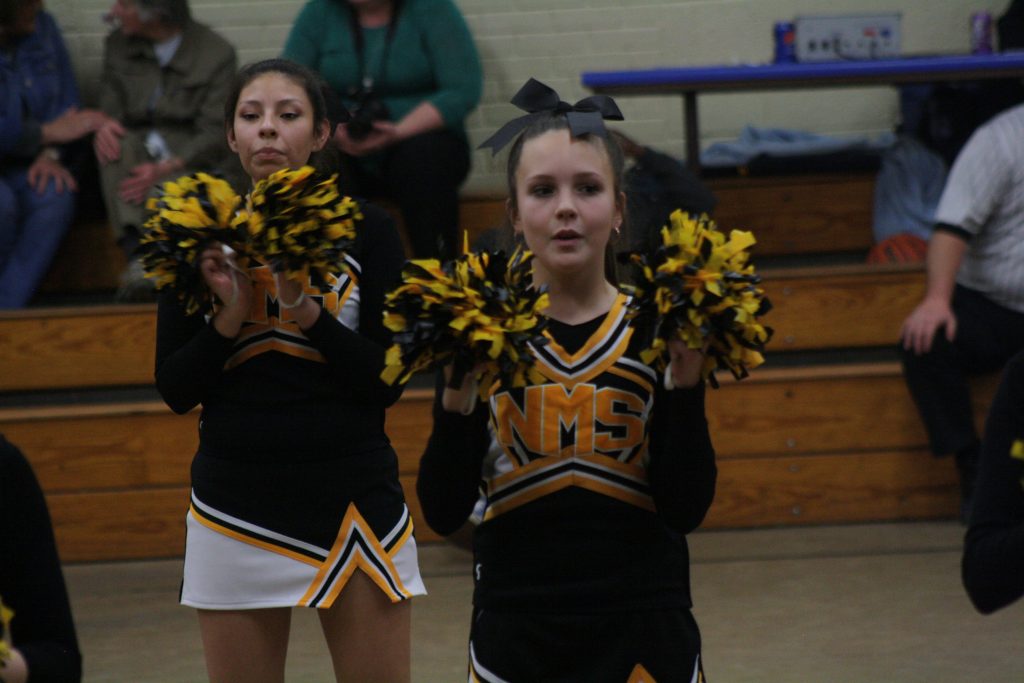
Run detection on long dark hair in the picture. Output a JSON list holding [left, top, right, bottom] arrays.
[[504, 114, 628, 285]]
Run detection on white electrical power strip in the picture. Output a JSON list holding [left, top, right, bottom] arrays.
[[795, 14, 901, 62]]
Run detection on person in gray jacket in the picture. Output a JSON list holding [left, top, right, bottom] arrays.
[[94, 0, 237, 301]]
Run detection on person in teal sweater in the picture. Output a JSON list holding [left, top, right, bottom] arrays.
[[283, 0, 483, 260]]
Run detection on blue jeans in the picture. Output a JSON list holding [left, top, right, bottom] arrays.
[[0, 168, 76, 307]]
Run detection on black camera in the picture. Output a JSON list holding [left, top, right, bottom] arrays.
[[346, 88, 390, 141]]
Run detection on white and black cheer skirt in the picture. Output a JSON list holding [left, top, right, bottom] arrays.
[[180, 444, 425, 609]]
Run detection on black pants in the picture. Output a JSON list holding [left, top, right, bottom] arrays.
[[338, 129, 470, 260], [900, 284, 1024, 456]]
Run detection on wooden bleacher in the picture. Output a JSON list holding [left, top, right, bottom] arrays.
[[711, 172, 877, 256], [3, 172, 994, 562]]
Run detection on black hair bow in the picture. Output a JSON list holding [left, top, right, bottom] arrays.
[[478, 78, 624, 154]]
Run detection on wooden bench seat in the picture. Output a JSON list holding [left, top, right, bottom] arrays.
[[7, 262, 922, 397]]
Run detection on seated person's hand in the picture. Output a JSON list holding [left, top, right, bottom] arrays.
[[118, 160, 178, 205], [27, 151, 76, 195], [78, 108, 116, 134], [93, 118, 126, 165], [41, 106, 109, 145], [333, 120, 399, 157], [901, 298, 957, 356]]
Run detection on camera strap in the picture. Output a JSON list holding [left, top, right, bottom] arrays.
[[346, 2, 401, 94]]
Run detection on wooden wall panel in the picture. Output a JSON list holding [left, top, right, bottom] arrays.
[[705, 364, 997, 458], [387, 390, 434, 475], [3, 403, 195, 492], [705, 450, 959, 528], [0, 307, 156, 391], [763, 264, 925, 351], [47, 488, 190, 563], [709, 173, 877, 256], [38, 219, 125, 294]]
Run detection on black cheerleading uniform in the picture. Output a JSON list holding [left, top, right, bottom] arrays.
[[0, 436, 82, 682], [963, 350, 1024, 614], [417, 292, 716, 683], [156, 202, 426, 609]]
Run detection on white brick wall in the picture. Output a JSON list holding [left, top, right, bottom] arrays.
[[49, 0, 1010, 194]]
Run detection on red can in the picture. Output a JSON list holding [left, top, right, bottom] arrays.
[[971, 11, 993, 54], [774, 21, 796, 63]]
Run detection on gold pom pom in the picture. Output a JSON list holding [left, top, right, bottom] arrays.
[[138, 173, 245, 314], [622, 210, 772, 387], [381, 244, 548, 395], [0, 595, 13, 665], [247, 166, 360, 289]]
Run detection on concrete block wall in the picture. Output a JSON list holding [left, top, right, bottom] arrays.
[[50, 0, 1010, 194]]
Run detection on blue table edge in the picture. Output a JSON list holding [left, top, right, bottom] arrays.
[[582, 52, 1024, 89]]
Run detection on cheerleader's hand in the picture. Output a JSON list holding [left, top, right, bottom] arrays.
[[200, 246, 251, 337], [667, 339, 705, 390], [273, 271, 320, 330], [199, 246, 248, 307], [441, 362, 485, 415]]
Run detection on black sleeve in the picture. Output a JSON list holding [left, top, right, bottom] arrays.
[[0, 436, 82, 682], [415, 373, 492, 536], [301, 203, 407, 407], [962, 352, 1024, 614], [646, 379, 717, 534], [153, 293, 237, 415], [934, 222, 973, 242]]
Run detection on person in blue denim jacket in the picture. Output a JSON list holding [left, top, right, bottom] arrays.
[[0, 0, 113, 308]]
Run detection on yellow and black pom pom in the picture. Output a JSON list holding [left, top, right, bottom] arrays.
[[0, 595, 13, 665], [381, 245, 549, 395], [621, 210, 772, 387], [1011, 439, 1024, 492], [138, 173, 246, 315], [247, 166, 360, 288]]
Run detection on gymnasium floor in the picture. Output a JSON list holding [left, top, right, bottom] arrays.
[[65, 521, 1024, 682]]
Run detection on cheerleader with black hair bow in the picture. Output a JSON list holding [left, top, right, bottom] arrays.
[[416, 79, 717, 682]]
